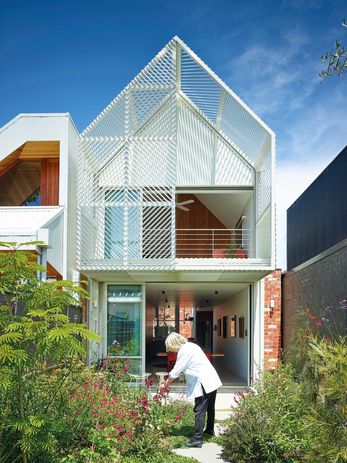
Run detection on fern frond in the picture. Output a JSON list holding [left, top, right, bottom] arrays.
[[48, 325, 101, 343], [5, 322, 26, 332], [0, 332, 23, 344], [0, 344, 26, 363]]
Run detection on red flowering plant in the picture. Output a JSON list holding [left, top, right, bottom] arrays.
[[98, 356, 132, 390], [64, 371, 153, 456], [148, 382, 192, 449], [62, 362, 192, 459]]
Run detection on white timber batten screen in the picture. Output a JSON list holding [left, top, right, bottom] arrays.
[[77, 36, 274, 270]]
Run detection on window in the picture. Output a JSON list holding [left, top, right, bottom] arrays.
[[107, 285, 142, 357], [154, 305, 177, 338], [22, 189, 40, 206]]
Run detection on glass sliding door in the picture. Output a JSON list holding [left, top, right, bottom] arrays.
[[107, 285, 142, 374]]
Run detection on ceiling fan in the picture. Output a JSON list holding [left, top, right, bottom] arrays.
[[176, 199, 194, 212]]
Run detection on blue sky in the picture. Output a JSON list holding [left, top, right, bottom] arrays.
[[1, 0, 346, 268]]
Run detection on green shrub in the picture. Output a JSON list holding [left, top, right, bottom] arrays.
[[299, 335, 347, 463], [61, 449, 198, 463], [59, 368, 195, 460], [220, 306, 347, 463], [0, 243, 101, 463], [220, 366, 311, 463]]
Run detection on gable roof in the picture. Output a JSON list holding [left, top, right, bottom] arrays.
[[81, 36, 274, 165]]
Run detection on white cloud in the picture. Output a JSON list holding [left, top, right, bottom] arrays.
[[225, 26, 318, 117], [279, 93, 347, 161]]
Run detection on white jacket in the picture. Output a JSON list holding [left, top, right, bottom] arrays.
[[169, 342, 222, 399]]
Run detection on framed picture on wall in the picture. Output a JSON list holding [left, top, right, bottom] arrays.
[[217, 319, 221, 336], [223, 316, 227, 338], [239, 316, 245, 338], [230, 315, 236, 337]]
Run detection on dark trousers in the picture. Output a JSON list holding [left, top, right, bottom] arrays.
[[193, 386, 217, 441]]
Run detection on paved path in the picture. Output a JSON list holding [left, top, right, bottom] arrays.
[[172, 404, 233, 462], [173, 442, 228, 463], [171, 391, 238, 462]]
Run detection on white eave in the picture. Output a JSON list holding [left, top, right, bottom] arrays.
[[0, 206, 64, 248]]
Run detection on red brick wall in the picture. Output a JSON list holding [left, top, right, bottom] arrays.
[[263, 269, 282, 370]]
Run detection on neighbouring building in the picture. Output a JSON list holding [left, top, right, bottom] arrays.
[[282, 145, 347, 350], [0, 37, 280, 387]]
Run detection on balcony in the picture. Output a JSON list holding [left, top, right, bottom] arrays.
[[176, 228, 252, 259], [78, 190, 272, 270]]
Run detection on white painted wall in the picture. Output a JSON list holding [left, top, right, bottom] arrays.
[[256, 210, 271, 260], [87, 278, 103, 364], [242, 195, 254, 258], [213, 287, 249, 380], [0, 113, 79, 280], [252, 279, 264, 381], [0, 113, 71, 163], [46, 211, 64, 276], [65, 118, 79, 281]]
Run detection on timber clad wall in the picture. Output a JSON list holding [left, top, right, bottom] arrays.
[[40, 159, 59, 206], [263, 270, 282, 370], [176, 194, 229, 258], [176, 194, 227, 230]]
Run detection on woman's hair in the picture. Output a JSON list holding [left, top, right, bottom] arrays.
[[165, 332, 187, 353]]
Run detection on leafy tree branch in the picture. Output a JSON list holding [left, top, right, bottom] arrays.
[[320, 20, 347, 79]]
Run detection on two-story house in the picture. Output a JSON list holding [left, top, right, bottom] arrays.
[[0, 37, 278, 387], [77, 37, 276, 386]]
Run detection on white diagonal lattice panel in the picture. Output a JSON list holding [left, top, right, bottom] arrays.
[[129, 88, 172, 133], [176, 95, 253, 186], [83, 95, 126, 138], [132, 45, 175, 87], [80, 137, 126, 172], [176, 96, 215, 185], [82, 39, 176, 138], [129, 138, 176, 187], [219, 93, 269, 164], [135, 95, 176, 138], [257, 144, 272, 220], [77, 40, 177, 270], [180, 48, 222, 125], [215, 136, 254, 186], [77, 36, 275, 270]]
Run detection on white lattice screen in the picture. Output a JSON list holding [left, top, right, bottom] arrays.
[[77, 37, 274, 269]]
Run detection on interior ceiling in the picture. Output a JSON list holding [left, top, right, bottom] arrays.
[[146, 282, 248, 310], [195, 191, 252, 229], [0, 141, 60, 176]]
